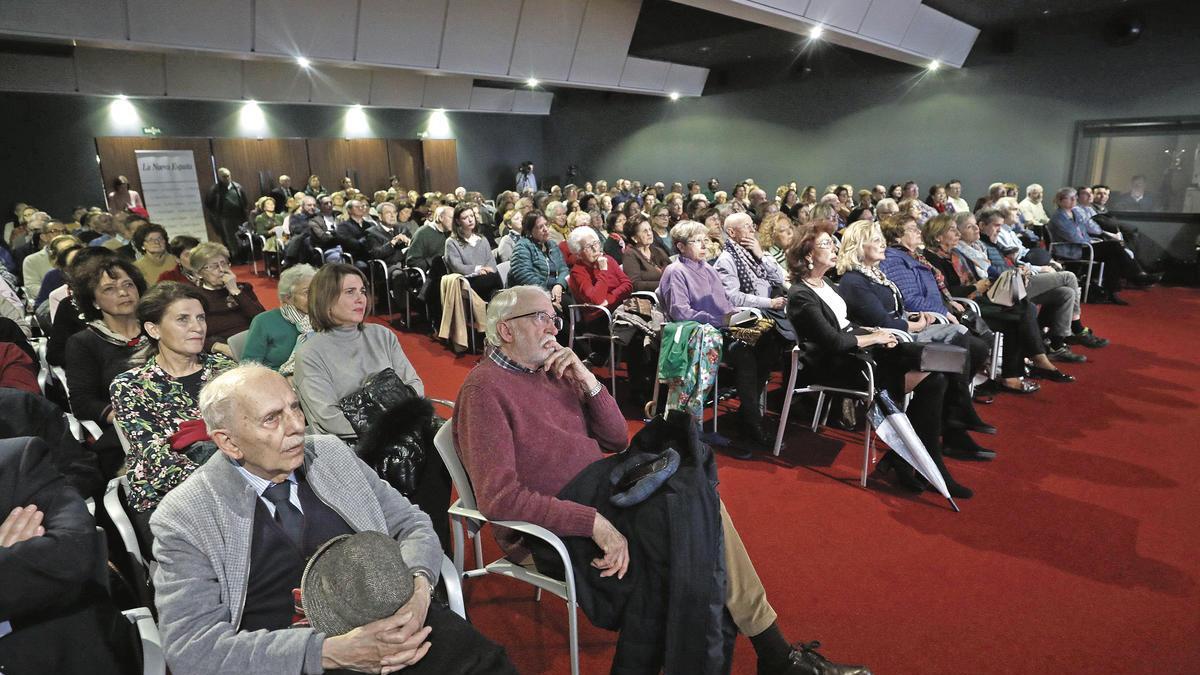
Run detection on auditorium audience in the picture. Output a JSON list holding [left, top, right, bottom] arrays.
[[1018, 183, 1050, 225], [455, 285, 871, 675], [622, 218, 671, 292], [1049, 187, 1152, 305], [188, 241, 265, 355], [789, 225, 973, 497], [110, 281, 236, 541], [405, 204, 453, 272], [242, 264, 316, 372], [21, 219, 66, 300], [494, 208, 523, 262], [106, 175, 142, 214], [157, 234, 200, 285], [32, 234, 81, 312], [63, 255, 148, 476]]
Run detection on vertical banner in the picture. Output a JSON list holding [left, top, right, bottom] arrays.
[[135, 149, 210, 242]]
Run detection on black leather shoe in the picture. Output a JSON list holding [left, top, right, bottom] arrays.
[[1108, 293, 1129, 306], [1029, 366, 1075, 383], [771, 641, 873, 675], [874, 453, 925, 492]]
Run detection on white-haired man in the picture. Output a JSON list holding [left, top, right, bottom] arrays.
[[454, 285, 871, 675], [1018, 184, 1050, 226], [151, 364, 514, 675]]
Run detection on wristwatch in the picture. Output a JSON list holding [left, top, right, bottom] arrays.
[[586, 381, 604, 398]]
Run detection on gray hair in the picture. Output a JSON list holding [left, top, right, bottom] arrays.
[[544, 201, 565, 218], [200, 363, 277, 431], [485, 285, 551, 347], [566, 226, 599, 254], [994, 196, 1019, 212], [1055, 187, 1077, 203], [669, 220, 706, 247], [875, 198, 899, 215], [1025, 183, 1043, 195], [723, 211, 752, 233], [277, 263, 317, 304]]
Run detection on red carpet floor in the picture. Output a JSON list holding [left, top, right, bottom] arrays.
[[246, 269, 1200, 674]]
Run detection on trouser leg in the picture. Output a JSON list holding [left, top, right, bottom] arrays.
[[719, 500, 777, 637], [1027, 273, 1075, 336]]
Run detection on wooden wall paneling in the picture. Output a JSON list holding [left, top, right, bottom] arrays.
[[421, 139, 459, 194], [386, 139, 423, 194], [305, 138, 354, 195], [211, 138, 310, 200], [95, 136, 219, 240], [345, 139, 392, 197]]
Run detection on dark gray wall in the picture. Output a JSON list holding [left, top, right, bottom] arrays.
[[545, 2, 1200, 203], [0, 94, 545, 221]]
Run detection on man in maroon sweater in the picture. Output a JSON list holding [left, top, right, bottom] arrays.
[[453, 285, 870, 675]]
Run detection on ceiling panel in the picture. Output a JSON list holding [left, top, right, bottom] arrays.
[[128, 0, 253, 51], [310, 66, 372, 105], [663, 62, 709, 96], [858, 0, 922, 46], [164, 53, 244, 100], [568, 0, 641, 86], [0, 0, 125, 40], [254, 0, 359, 61], [619, 56, 670, 90], [242, 60, 311, 103], [509, 0, 588, 80], [754, 1, 811, 15], [469, 86, 516, 112], [438, 0, 523, 75], [802, 0, 871, 31], [0, 53, 76, 93], [367, 69, 428, 107], [900, 5, 954, 57], [76, 48, 164, 96], [356, 0, 447, 68], [940, 22, 980, 66], [512, 90, 553, 114], [422, 75, 473, 109]]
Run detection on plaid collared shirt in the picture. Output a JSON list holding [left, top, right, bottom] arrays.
[[487, 345, 538, 374]]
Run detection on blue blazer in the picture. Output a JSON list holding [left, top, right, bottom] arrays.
[[1048, 207, 1097, 260]]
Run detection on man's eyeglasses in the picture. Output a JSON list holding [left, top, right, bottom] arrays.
[[504, 310, 563, 332]]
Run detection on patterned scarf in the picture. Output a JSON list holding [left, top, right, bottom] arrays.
[[278, 303, 313, 376], [723, 238, 767, 295], [88, 318, 146, 349], [954, 241, 991, 280], [896, 245, 952, 299], [853, 264, 905, 315]]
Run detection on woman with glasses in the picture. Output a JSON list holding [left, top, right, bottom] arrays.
[[188, 241, 265, 357], [63, 255, 149, 477], [658, 220, 778, 456], [131, 222, 176, 284]]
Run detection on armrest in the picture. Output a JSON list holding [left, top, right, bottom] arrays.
[[123, 606, 166, 675], [440, 555, 466, 620], [631, 291, 659, 306], [879, 327, 914, 342], [952, 297, 980, 314], [429, 398, 455, 412], [568, 303, 614, 326]]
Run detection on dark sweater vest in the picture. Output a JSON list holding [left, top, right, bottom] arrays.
[[239, 473, 355, 632]]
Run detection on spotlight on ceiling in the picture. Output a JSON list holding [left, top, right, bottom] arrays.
[[668, 91, 680, 101], [809, 25, 824, 40], [297, 56, 311, 69], [526, 77, 539, 87], [927, 59, 941, 71]]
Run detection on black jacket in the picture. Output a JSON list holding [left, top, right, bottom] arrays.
[[535, 411, 734, 674], [365, 223, 408, 266], [335, 217, 374, 260], [0, 391, 106, 500]]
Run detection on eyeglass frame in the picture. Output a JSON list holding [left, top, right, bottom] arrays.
[[503, 310, 563, 333]]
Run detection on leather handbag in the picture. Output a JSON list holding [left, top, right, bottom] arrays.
[[336, 368, 418, 437], [895, 341, 969, 376], [986, 268, 1027, 307]]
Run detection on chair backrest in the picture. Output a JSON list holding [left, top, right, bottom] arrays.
[[227, 330, 250, 361], [497, 260, 511, 287], [432, 419, 479, 511]]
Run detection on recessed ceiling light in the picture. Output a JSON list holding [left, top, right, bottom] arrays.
[[668, 92, 680, 101], [810, 25, 824, 40], [927, 59, 941, 71], [526, 77, 539, 87], [117, 94, 127, 100], [699, 46, 710, 52], [296, 56, 311, 68]]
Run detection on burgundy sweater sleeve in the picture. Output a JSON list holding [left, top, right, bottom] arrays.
[[456, 381, 596, 538], [584, 386, 629, 453]]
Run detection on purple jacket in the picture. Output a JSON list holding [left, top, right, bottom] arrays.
[[658, 256, 732, 327]]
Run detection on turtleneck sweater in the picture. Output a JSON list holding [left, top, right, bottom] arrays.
[[293, 323, 424, 437]]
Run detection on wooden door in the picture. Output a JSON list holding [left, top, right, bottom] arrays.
[[95, 136, 219, 240], [421, 139, 459, 195], [306, 138, 391, 198], [211, 138, 309, 202], [386, 139, 423, 196]]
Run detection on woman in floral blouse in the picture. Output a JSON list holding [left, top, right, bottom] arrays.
[[110, 281, 235, 541]]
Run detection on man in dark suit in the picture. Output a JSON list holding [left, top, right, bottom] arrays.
[[270, 175, 299, 213], [335, 199, 375, 262], [0, 436, 134, 674], [205, 167, 250, 260]]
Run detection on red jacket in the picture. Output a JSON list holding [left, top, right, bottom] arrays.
[[0, 344, 38, 394], [568, 256, 632, 308]]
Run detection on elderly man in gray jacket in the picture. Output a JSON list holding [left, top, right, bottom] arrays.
[[150, 364, 512, 674]]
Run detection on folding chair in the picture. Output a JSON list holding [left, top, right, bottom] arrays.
[[1044, 226, 1104, 303], [432, 420, 580, 675]]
